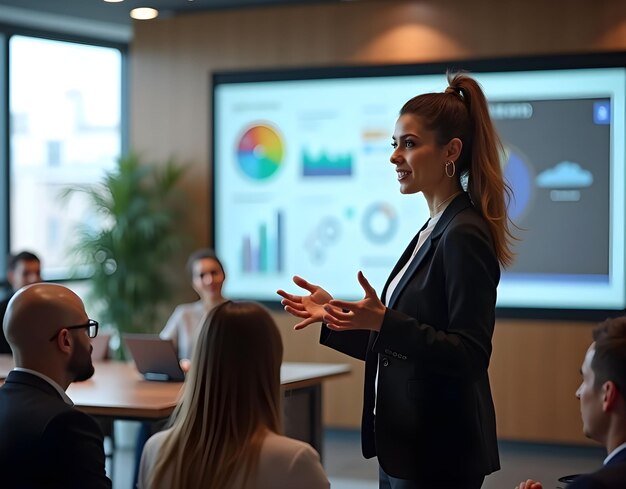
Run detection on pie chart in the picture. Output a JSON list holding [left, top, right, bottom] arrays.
[[237, 124, 284, 180]]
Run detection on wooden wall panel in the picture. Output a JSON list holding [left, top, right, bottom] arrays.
[[490, 320, 597, 444], [130, 0, 626, 442]]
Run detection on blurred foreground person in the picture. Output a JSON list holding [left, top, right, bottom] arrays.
[[0, 283, 110, 489], [139, 301, 329, 489], [516, 317, 626, 489]]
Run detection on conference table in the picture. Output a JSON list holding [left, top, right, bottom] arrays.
[[0, 355, 350, 459]]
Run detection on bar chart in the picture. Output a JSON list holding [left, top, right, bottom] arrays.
[[241, 211, 284, 274]]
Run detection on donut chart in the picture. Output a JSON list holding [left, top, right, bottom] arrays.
[[237, 124, 284, 180], [362, 203, 398, 244]]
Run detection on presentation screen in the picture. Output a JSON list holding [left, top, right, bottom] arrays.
[[212, 55, 626, 318]]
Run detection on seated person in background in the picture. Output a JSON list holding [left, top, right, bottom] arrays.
[[132, 247, 227, 485], [160, 248, 225, 365], [0, 251, 41, 354], [139, 301, 330, 489], [516, 316, 626, 489], [0, 283, 111, 489]]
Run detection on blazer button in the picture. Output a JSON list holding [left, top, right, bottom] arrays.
[[382, 358, 389, 367]]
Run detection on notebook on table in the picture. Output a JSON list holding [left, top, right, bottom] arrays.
[[123, 334, 185, 382]]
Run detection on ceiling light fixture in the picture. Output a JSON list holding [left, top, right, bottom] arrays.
[[130, 7, 159, 20], [104, 0, 124, 3]]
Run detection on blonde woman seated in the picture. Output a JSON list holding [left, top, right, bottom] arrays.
[[138, 301, 330, 489]]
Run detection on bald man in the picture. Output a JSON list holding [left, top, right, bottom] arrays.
[[0, 283, 111, 489]]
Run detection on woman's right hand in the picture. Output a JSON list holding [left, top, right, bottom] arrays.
[[514, 480, 542, 489], [277, 276, 333, 330]]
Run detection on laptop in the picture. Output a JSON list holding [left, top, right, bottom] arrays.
[[123, 334, 185, 382]]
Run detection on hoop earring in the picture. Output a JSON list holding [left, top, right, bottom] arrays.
[[445, 160, 456, 178]]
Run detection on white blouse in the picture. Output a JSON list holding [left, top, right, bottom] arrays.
[[159, 300, 213, 359]]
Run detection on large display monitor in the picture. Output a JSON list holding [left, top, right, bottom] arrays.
[[212, 54, 626, 319]]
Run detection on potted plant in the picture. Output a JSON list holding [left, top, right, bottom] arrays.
[[62, 153, 187, 359]]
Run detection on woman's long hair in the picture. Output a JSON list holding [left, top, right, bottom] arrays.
[[149, 301, 283, 488], [400, 72, 515, 267]]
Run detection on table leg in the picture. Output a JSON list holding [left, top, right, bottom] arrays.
[[283, 384, 324, 461]]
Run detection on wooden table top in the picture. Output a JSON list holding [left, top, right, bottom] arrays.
[[0, 355, 350, 420]]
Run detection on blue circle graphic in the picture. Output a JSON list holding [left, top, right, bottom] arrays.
[[362, 203, 398, 244], [503, 148, 533, 221]]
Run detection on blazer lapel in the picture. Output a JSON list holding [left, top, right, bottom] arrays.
[[606, 445, 626, 466], [387, 232, 433, 309], [385, 193, 472, 310], [380, 220, 428, 305]]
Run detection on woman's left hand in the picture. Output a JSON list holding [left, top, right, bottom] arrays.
[[322, 271, 386, 332]]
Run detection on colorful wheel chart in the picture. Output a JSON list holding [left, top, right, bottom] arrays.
[[237, 124, 284, 180]]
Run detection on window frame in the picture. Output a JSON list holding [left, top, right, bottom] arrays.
[[0, 24, 128, 286]]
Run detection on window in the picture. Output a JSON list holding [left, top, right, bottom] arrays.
[[0, 33, 6, 279], [9, 35, 123, 279]]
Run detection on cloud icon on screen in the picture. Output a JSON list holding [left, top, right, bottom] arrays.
[[535, 161, 593, 189]]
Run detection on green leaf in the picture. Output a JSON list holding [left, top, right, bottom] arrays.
[[60, 152, 189, 359]]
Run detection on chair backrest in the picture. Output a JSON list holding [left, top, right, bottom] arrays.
[[91, 333, 111, 361]]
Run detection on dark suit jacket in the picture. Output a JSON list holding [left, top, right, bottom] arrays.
[[0, 370, 111, 489], [568, 446, 626, 489], [321, 193, 500, 481], [0, 292, 13, 354]]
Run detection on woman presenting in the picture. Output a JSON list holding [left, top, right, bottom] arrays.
[[278, 73, 514, 489]]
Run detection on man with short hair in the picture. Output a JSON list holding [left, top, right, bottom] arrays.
[[516, 316, 626, 489], [0, 251, 42, 354], [0, 283, 111, 488]]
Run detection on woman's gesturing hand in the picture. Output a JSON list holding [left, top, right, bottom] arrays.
[[277, 276, 334, 330], [514, 480, 542, 489], [322, 271, 386, 332]]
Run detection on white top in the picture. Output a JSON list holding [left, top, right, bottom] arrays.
[[159, 301, 212, 359], [12, 367, 73, 406], [138, 429, 330, 489], [604, 441, 626, 465], [376, 211, 442, 412]]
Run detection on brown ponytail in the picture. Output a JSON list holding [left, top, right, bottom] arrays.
[[400, 72, 515, 267]]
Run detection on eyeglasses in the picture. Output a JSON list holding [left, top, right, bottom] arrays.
[[48, 319, 99, 341]]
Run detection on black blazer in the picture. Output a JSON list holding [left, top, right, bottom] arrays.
[[0, 370, 111, 489], [321, 193, 500, 481], [568, 446, 626, 489]]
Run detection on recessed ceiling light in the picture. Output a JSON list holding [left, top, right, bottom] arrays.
[[130, 8, 159, 20], [103, 0, 124, 3]]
